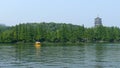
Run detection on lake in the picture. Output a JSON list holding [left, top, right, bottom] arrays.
[[0, 43, 120, 68]]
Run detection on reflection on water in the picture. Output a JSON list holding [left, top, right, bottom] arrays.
[[0, 43, 120, 68], [35, 44, 41, 57], [94, 44, 106, 68]]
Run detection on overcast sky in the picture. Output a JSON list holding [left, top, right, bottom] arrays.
[[0, 0, 120, 27]]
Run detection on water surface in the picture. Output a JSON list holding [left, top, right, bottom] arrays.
[[0, 43, 120, 68]]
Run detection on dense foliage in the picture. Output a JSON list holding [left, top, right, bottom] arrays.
[[0, 22, 120, 43]]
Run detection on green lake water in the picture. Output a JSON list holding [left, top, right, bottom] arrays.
[[0, 43, 120, 68]]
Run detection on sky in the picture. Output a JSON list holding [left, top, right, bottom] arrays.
[[0, 0, 120, 27]]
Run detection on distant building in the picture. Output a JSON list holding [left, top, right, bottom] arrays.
[[94, 17, 102, 27]]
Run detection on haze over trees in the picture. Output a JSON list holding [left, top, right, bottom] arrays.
[[0, 24, 8, 34], [0, 22, 120, 43]]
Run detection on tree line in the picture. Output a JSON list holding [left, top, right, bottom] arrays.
[[0, 22, 120, 43]]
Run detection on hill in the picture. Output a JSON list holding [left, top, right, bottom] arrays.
[[0, 24, 8, 33], [0, 22, 120, 43]]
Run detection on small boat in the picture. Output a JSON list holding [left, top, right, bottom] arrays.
[[35, 41, 41, 45], [35, 42, 41, 49]]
